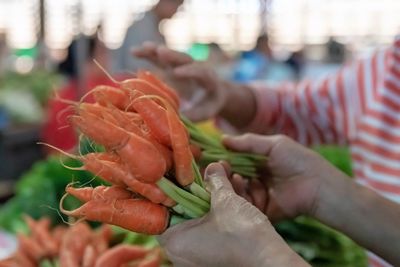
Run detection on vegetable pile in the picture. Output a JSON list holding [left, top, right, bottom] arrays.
[[0, 216, 161, 267], [49, 70, 265, 234]]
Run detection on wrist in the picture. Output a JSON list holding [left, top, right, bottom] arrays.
[[253, 233, 310, 267], [309, 167, 351, 220], [218, 81, 257, 128]]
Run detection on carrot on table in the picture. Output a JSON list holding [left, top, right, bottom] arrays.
[[94, 244, 149, 267], [59, 222, 92, 267]]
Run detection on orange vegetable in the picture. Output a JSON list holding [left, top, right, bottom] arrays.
[[59, 223, 92, 267], [137, 70, 180, 109], [65, 185, 132, 203], [94, 244, 149, 267], [121, 78, 179, 110], [61, 199, 169, 235]]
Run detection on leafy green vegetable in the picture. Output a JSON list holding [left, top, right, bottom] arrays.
[[276, 217, 367, 267], [0, 156, 102, 233]]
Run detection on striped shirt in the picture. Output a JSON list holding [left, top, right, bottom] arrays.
[[243, 36, 400, 267]]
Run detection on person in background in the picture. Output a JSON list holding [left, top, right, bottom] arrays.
[[41, 35, 125, 153], [233, 34, 295, 82], [111, 0, 184, 74], [133, 35, 400, 267], [159, 135, 400, 267]]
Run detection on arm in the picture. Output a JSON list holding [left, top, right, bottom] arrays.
[[224, 134, 400, 266], [315, 171, 400, 265]]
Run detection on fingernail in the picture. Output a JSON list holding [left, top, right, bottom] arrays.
[[204, 163, 225, 183]]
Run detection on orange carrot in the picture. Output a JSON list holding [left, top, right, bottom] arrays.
[[121, 78, 179, 110], [131, 94, 171, 147], [83, 158, 172, 204], [17, 234, 45, 261], [137, 248, 162, 267], [69, 114, 129, 150], [25, 216, 58, 256], [71, 111, 166, 183], [66, 185, 132, 203], [15, 251, 35, 267], [163, 99, 194, 186], [61, 199, 169, 235], [94, 244, 148, 267], [93, 224, 113, 254], [115, 131, 166, 184], [92, 85, 133, 110], [59, 222, 92, 267], [82, 245, 97, 267], [101, 107, 173, 170], [137, 70, 180, 108], [190, 143, 202, 161], [52, 225, 68, 251]]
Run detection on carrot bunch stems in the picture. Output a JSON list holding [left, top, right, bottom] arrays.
[[157, 178, 209, 218], [182, 117, 267, 178]]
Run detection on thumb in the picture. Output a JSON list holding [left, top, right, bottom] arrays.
[[223, 134, 277, 155], [204, 163, 233, 193]]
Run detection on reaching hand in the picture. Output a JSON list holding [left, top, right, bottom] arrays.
[[159, 163, 309, 267], [224, 134, 345, 222], [133, 42, 227, 122]]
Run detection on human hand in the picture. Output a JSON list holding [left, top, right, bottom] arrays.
[[159, 163, 309, 267], [132, 42, 227, 121], [224, 134, 347, 222]]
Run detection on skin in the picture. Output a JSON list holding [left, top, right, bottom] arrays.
[[159, 163, 310, 267], [223, 134, 400, 266], [132, 43, 256, 126]]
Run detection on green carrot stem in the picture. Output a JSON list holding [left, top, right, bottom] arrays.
[[170, 215, 187, 226], [157, 178, 209, 217], [160, 178, 210, 209], [173, 204, 185, 215], [188, 182, 211, 202], [192, 160, 204, 187]]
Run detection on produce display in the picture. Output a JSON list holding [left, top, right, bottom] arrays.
[[0, 216, 162, 267]]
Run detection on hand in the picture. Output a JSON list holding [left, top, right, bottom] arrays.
[[159, 163, 309, 267], [223, 134, 346, 222], [133, 42, 227, 121]]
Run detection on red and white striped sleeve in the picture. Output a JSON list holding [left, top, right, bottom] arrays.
[[241, 49, 389, 146]]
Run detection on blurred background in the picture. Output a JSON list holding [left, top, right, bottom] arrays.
[[0, 1, 398, 264], [0, 0, 399, 200]]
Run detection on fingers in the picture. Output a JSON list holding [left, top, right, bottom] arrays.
[[131, 42, 159, 65], [174, 63, 216, 92], [223, 134, 284, 155], [230, 174, 252, 202], [248, 179, 268, 212], [132, 43, 193, 68], [157, 46, 193, 67]]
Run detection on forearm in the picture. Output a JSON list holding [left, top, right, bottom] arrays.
[[313, 174, 400, 266], [218, 80, 257, 129]]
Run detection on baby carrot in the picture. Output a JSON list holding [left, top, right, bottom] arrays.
[[61, 199, 169, 235], [94, 244, 148, 267]]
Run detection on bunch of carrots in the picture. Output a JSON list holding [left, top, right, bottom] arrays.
[[46, 69, 265, 235], [0, 216, 161, 267]]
